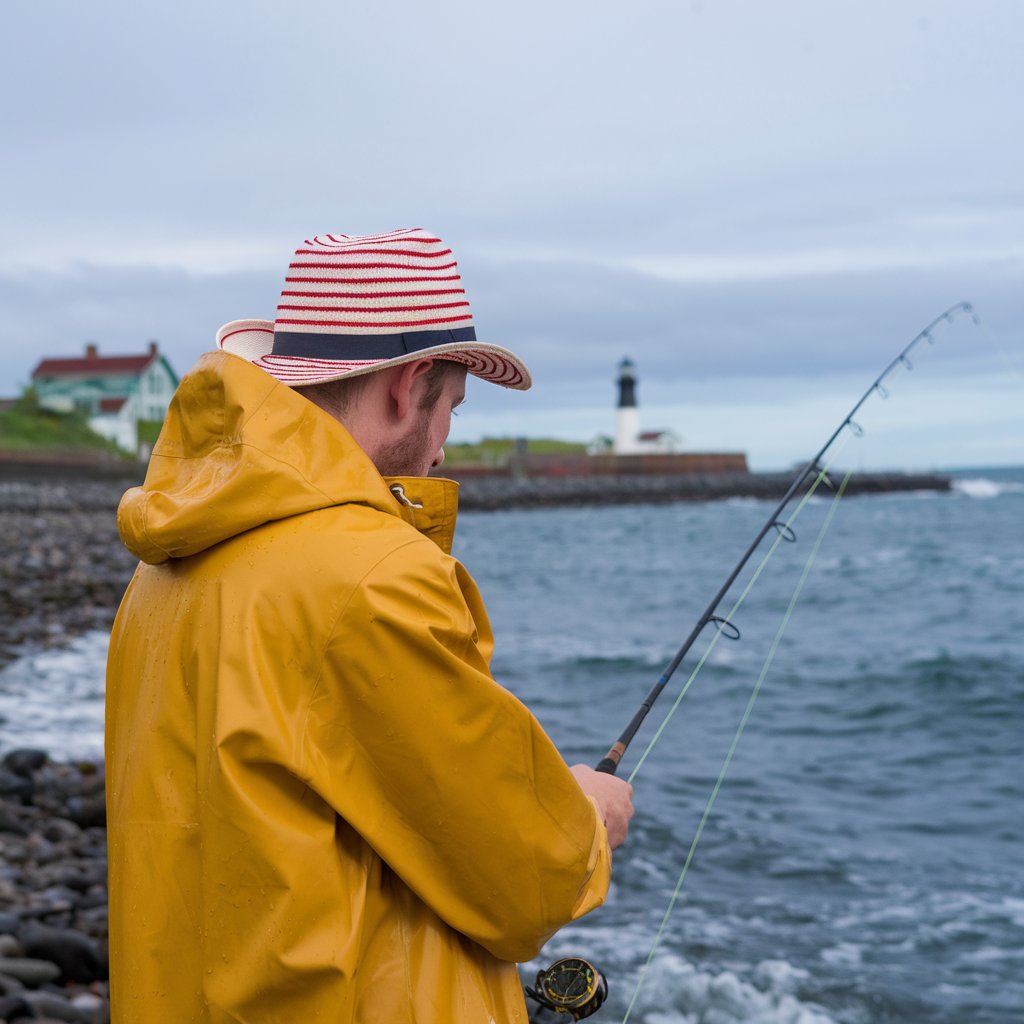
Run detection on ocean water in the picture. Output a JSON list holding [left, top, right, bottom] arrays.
[[2, 466, 1021, 1023]]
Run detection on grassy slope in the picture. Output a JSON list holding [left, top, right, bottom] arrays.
[[0, 390, 126, 454], [444, 436, 588, 465]]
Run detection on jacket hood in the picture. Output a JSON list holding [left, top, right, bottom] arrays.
[[118, 351, 459, 564]]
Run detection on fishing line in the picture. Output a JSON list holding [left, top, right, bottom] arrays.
[[625, 437, 853, 785], [621, 471, 853, 1024], [595, 302, 977, 778]]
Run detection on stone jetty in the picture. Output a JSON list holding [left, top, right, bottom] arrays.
[[447, 468, 951, 510]]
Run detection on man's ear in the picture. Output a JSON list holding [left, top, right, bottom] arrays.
[[389, 359, 435, 421]]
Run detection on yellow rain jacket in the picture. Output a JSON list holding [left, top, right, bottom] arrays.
[[106, 351, 610, 1024]]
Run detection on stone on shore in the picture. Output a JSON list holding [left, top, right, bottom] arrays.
[[0, 958, 61, 987], [0, 750, 109, 1023], [18, 923, 105, 985]]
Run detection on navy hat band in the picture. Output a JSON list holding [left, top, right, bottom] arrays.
[[272, 327, 478, 361]]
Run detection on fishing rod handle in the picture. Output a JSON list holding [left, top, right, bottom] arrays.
[[595, 743, 626, 774]]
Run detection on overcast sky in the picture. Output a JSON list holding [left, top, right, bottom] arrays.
[[2, 0, 1021, 470]]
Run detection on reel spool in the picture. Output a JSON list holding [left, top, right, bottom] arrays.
[[525, 956, 608, 1021]]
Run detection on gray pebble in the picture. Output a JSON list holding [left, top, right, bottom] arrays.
[[0, 956, 61, 986], [2, 750, 48, 780], [0, 991, 32, 1019], [0, 971, 25, 993], [41, 818, 82, 844], [24, 989, 94, 1022], [17, 922, 105, 985]]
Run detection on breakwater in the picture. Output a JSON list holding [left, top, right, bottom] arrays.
[[450, 469, 951, 510]]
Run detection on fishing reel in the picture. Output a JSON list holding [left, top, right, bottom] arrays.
[[525, 956, 608, 1021]]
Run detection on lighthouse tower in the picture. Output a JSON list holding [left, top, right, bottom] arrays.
[[614, 357, 639, 454]]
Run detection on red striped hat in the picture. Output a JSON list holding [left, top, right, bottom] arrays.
[[216, 228, 530, 390]]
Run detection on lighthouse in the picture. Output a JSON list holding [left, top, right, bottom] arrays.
[[614, 358, 640, 454], [611, 358, 681, 455]]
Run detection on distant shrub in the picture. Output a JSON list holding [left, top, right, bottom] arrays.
[[0, 387, 125, 453], [445, 436, 587, 466]]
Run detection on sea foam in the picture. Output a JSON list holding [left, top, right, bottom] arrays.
[[952, 477, 1013, 498]]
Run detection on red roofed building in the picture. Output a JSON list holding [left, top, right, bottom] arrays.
[[31, 342, 179, 457]]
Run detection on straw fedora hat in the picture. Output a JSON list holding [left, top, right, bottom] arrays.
[[216, 228, 531, 390]]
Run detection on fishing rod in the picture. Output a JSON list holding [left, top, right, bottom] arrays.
[[525, 304, 977, 1023], [595, 299, 977, 778]]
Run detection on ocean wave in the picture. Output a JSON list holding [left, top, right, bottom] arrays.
[[526, 921, 840, 1024], [619, 953, 839, 1024], [819, 942, 863, 967], [0, 630, 108, 759], [493, 632, 676, 673], [952, 477, 1024, 499]]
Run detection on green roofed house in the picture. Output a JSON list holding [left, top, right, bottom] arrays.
[[31, 342, 179, 458]]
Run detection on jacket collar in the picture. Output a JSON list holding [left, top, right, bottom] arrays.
[[385, 476, 460, 555]]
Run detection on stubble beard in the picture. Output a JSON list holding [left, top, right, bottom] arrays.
[[374, 422, 434, 478]]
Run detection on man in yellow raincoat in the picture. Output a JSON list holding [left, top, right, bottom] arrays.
[[106, 228, 634, 1023]]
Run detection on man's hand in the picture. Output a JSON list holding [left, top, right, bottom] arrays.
[[569, 764, 634, 850]]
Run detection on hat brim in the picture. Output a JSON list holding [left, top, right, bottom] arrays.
[[216, 320, 531, 390]]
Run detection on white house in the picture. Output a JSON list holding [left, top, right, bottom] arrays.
[[31, 342, 179, 457]]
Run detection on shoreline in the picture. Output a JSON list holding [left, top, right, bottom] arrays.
[[0, 481, 137, 671], [0, 479, 118, 1022], [0, 467, 951, 663]]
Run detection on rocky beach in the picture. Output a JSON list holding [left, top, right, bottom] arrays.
[[0, 477, 136, 1024]]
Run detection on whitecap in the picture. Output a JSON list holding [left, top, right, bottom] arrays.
[[0, 630, 108, 759], [819, 943, 863, 966], [962, 946, 1024, 963], [1001, 896, 1024, 926], [626, 954, 839, 1024], [952, 478, 1004, 499]]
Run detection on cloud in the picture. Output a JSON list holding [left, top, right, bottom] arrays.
[[470, 250, 1016, 379], [0, 264, 278, 392], [1, 0, 1022, 469], [3, 245, 1011, 395]]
